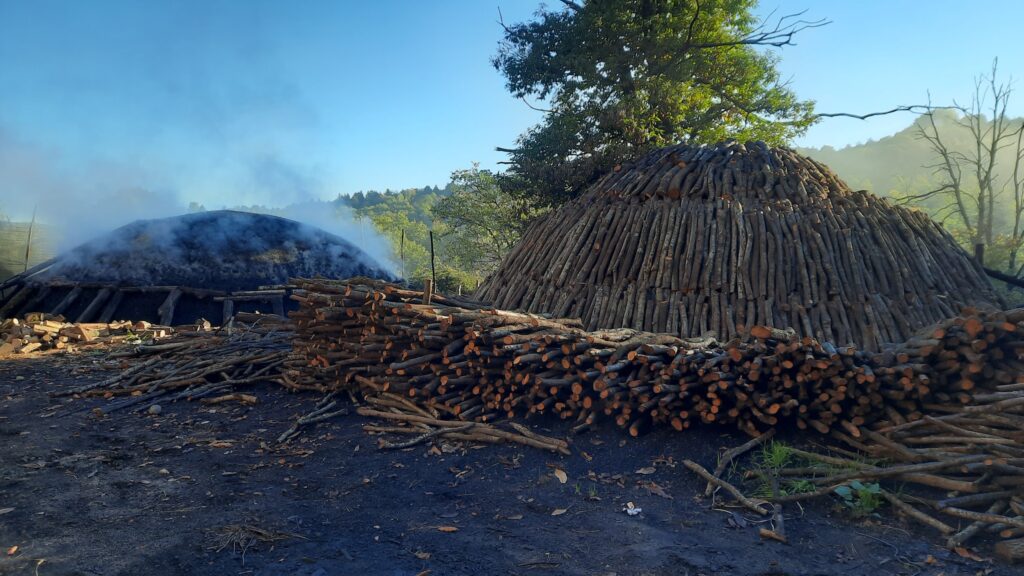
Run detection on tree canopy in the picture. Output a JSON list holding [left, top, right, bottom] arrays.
[[431, 165, 547, 276], [494, 0, 821, 205]]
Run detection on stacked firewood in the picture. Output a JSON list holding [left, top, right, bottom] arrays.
[[0, 315, 187, 355], [285, 278, 1024, 439], [477, 141, 1001, 351]]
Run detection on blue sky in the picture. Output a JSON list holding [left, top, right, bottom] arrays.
[[0, 0, 1021, 221]]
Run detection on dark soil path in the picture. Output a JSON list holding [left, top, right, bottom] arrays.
[[0, 354, 1009, 575]]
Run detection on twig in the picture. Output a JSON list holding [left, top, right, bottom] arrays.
[[706, 428, 775, 496], [879, 489, 954, 535], [379, 423, 476, 450], [684, 459, 769, 516]]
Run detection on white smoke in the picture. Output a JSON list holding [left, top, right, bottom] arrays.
[[0, 124, 395, 274]]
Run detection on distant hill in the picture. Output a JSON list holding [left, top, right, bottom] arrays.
[[798, 109, 1023, 199]]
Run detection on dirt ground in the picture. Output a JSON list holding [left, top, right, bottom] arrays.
[[0, 353, 1013, 576]]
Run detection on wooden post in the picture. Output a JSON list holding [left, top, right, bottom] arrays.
[[158, 288, 182, 326], [222, 298, 234, 325], [422, 278, 433, 305], [50, 285, 82, 316], [75, 287, 113, 323], [23, 205, 36, 274], [429, 230, 436, 291], [400, 229, 407, 287], [0, 284, 32, 319], [97, 289, 124, 323]]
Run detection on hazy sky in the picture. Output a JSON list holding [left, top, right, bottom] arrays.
[[0, 0, 1022, 219]]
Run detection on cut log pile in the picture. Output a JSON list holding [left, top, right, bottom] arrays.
[[0, 315, 189, 355], [286, 277, 1024, 441], [48, 276, 1024, 556], [477, 141, 1002, 350]]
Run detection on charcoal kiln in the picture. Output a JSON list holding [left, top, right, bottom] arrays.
[[0, 210, 394, 324], [477, 141, 1002, 350]]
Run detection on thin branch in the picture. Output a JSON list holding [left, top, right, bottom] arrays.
[[558, 0, 583, 11], [496, 6, 511, 34], [815, 105, 956, 120], [520, 97, 553, 113], [687, 11, 831, 49]]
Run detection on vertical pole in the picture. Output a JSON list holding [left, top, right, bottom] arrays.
[[23, 205, 36, 273], [400, 229, 407, 287], [429, 230, 436, 292]]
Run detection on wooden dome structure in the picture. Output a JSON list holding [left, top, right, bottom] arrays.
[[477, 141, 1001, 350]]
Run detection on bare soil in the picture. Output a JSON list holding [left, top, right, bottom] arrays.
[[0, 353, 1011, 576]]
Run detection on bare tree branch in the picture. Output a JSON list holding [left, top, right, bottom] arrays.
[[686, 9, 831, 49], [814, 105, 956, 120], [520, 97, 553, 113]]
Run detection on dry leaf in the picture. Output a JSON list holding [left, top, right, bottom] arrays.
[[551, 508, 568, 516], [414, 551, 432, 560], [553, 469, 568, 484], [6, 545, 17, 556], [437, 526, 459, 533], [0, 508, 13, 515], [954, 546, 985, 562], [506, 514, 523, 520], [209, 440, 233, 449], [758, 527, 788, 544], [641, 480, 673, 499], [580, 451, 593, 462], [635, 466, 656, 475]]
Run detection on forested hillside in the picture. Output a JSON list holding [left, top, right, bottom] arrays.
[[800, 110, 1023, 198], [800, 110, 1024, 274]]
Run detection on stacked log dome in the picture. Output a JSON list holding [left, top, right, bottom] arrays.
[[477, 141, 1001, 350]]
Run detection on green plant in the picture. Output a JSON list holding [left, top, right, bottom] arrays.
[[785, 479, 816, 495], [834, 481, 884, 517], [759, 441, 794, 471]]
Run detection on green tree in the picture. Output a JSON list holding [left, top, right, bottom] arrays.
[[353, 188, 479, 293], [432, 165, 548, 276], [494, 0, 821, 205]]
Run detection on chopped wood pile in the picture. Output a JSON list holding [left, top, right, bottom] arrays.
[[0, 315, 187, 355], [286, 277, 1024, 440], [48, 275, 1024, 556], [477, 141, 1001, 350]]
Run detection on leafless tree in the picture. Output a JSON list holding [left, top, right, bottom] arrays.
[[909, 59, 1021, 268]]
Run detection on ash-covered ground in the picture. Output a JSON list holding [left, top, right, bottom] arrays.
[[0, 354, 1005, 576]]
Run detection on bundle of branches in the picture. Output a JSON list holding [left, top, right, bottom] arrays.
[[56, 312, 292, 415], [687, 387, 1024, 559], [287, 278, 1024, 440]]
